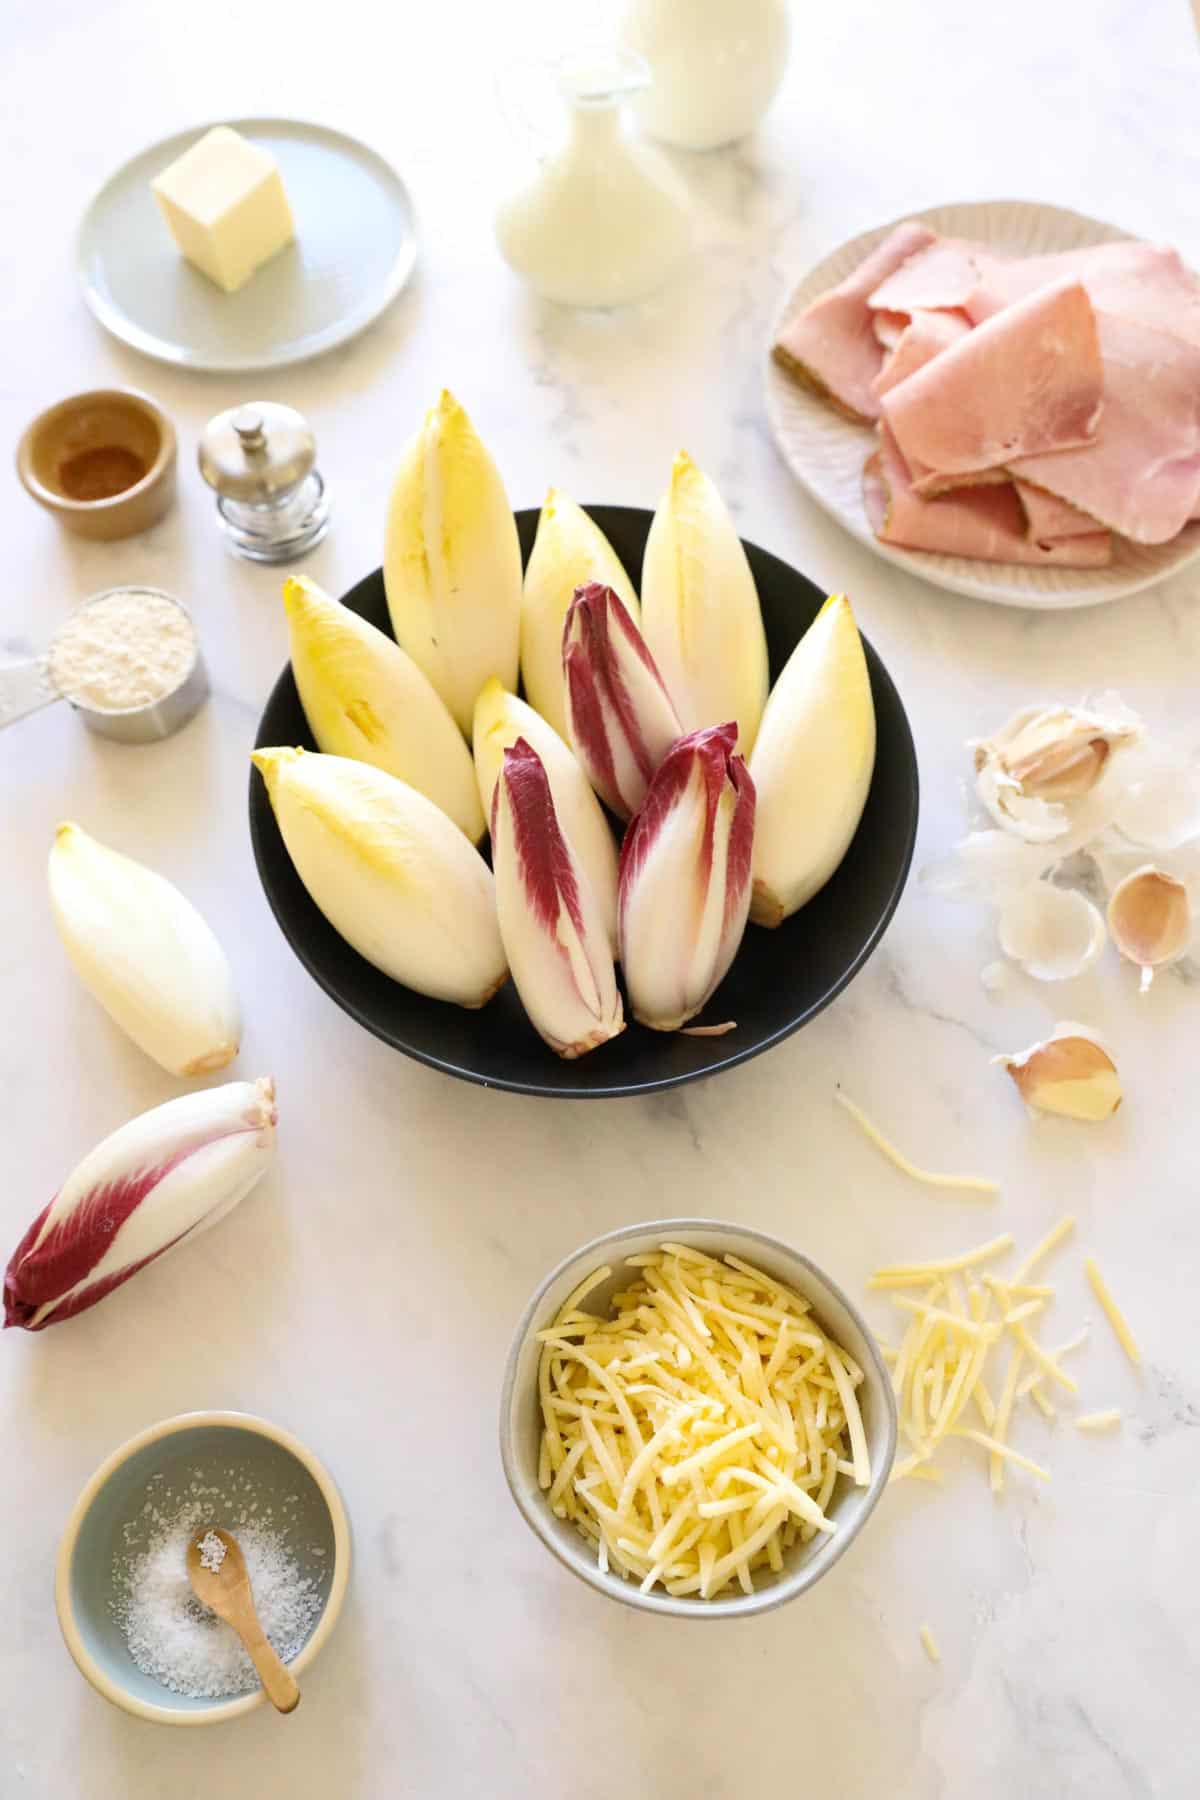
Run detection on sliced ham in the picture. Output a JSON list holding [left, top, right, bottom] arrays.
[[966, 241, 1200, 348], [872, 309, 971, 398], [1009, 313, 1200, 543], [1012, 481, 1103, 542], [863, 425, 1112, 566], [873, 309, 910, 350], [772, 221, 936, 422], [881, 278, 1103, 493], [868, 238, 998, 313]]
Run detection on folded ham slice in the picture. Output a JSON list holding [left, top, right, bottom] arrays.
[[772, 221, 935, 422], [872, 309, 910, 350], [1009, 313, 1200, 543], [881, 278, 1104, 494], [966, 241, 1200, 348], [864, 425, 1112, 566], [868, 238, 997, 313], [872, 309, 971, 398], [1012, 481, 1103, 542]]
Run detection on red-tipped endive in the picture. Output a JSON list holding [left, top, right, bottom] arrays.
[[491, 740, 624, 1058], [619, 723, 756, 1030], [4, 1079, 276, 1332], [562, 582, 682, 820]]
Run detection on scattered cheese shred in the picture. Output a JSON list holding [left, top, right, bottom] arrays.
[[536, 1245, 869, 1600], [834, 1091, 1001, 1197], [1084, 1257, 1141, 1366], [1012, 1214, 1075, 1283], [1075, 1409, 1121, 1431], [920, 1624, 941, 1664]]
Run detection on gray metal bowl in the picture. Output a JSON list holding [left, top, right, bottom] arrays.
[[500, 1219, 896, 1618]]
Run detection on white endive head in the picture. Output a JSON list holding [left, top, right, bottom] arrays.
[[283, 575, 484, 843], [640, 451, 769, 755], [383, 389, 522, 733], [252, 748, 507, 1009], [520, 490, 639, 741], [5, 1078, 276, 1331], [562, 582, 682, 820], [472, 678, 619, 949], [749, 594, 875, 927], [49, 822, 240, 1078], [491, 739, 624, 1058], [619, 722, 756, 1031]]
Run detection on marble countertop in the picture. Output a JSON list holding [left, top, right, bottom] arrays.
[[4, 1, 1199, 1794]]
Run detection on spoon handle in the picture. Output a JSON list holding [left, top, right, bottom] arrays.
[[241, 1622, 301, 1714], [0, 658, 60, 731]]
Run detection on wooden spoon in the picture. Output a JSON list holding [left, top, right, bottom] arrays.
[[186, 1527, 301, 1714]]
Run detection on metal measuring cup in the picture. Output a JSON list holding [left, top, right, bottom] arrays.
[[0, 586, 208, 744]]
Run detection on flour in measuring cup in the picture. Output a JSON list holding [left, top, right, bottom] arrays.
[[49, 589, 196, 713]]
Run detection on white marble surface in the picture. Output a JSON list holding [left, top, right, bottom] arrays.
[[4, 2, 1200, 1794]]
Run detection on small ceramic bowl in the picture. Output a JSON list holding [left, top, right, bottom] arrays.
[[56, 1411, 351, 1725], [17, 387, 176, 540], [500, 1219, 896, 1618]]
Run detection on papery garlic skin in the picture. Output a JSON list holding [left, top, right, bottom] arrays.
[[973, 696, 1141, 844], [619, 723, 756, 1030], [562, 582, 682, 820], [997, 880, 1106, 981], [491, 740, 623, 1058], [49, 823, 240, 1078], [520, 490, 639, 740], [4, 1078, 276, 1330], [749, 594, 875, 927], [253, 748, 506, 1008], [1106, 864, 1192, 991], [383, 389, 522, 734], [997, 1024, 1121, 1121], [472, 679, 619, 949], [640, 452, 769, 755], [283, 575, 484, 843]]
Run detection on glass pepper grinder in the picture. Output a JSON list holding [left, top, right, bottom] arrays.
[[198, 402, 330, 563]]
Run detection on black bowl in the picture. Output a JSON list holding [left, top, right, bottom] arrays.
[[250, 506, 918, 1097]]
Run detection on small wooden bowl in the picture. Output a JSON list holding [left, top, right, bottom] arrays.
[[16, 387, 176, 540]]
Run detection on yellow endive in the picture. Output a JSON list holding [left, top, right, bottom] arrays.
[[641, 451, 769, 754], [749, 595, 876, 926], [383, 389, 522, 734], [520, 489, 639, 739], [252, 748, 507, 1008], [283, 575, 484, 843]]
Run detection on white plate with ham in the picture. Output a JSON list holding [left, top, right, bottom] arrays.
[[765, 200, 1200, 609]]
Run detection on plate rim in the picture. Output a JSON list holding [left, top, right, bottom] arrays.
[[764, 196, 1200, 611], [248, 506, 920, 1099], [77, 114, 419, 373]]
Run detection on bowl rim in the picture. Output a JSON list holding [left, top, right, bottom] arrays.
[[16, 386, 176, 514], [54, 1408, 352, 1725], [498, 1217, 898, 1618], [249, 517, 920, 1098]]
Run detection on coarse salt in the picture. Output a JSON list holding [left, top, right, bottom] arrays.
[[49, 589, 196, 714], [197, 1530, 227, 1573]]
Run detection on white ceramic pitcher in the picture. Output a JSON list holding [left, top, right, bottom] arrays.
[[623, 0, 791, 150]]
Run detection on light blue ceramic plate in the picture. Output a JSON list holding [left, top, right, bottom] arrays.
[[55, 1411, 351, 1724], [78, 117, 418, 371]]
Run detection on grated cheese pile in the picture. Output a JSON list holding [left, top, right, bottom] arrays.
[[873, 1217, 1137, 1490], [536, 1244, 870, 1599]]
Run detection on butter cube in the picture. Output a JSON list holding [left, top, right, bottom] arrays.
[[152, 126, 295, 294]]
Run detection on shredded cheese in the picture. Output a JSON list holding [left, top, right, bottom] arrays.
[[1085, 1257, 1141, 1366], [1075, 1409, 1121, 1431], [834, 1091, 1001, 1196], [920, 1624, 941, 1664], [536, 1246, 869, 1600]]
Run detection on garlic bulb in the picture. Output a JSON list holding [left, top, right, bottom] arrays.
[[640, 452, 769, 755], [972, 696, 1141, 844], [996, 1024, 1121, 1121], [520, 490, 639, 740], [1106, 864, 1191, 991], [252, 748, 507, 1008], [49, 823, 240, 1077], [996, 880, 1106, 981], [283, 574, 485, 843], [383, 389, 522, 734]]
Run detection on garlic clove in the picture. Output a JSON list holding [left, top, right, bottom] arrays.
[[1106, 863, 1192, 992], [520, 490, 639, 741], [996, 1023, 1121, 1121], [996, 880, 1106, 981], [972, 696, 1141, 844], [49, 822, 241, 1078]]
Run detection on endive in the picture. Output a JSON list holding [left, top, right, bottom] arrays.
[[749, 594, 876, 926], [641, 451, 769, 754], [49, 822, 240, 1077], [383, 389, 522, 734], [252, 748, 506, 1007], [520, 489, 639, 739], [283, 574, 484, 842], [563, 582, 682, 821], [473, 677, 619, 948]]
